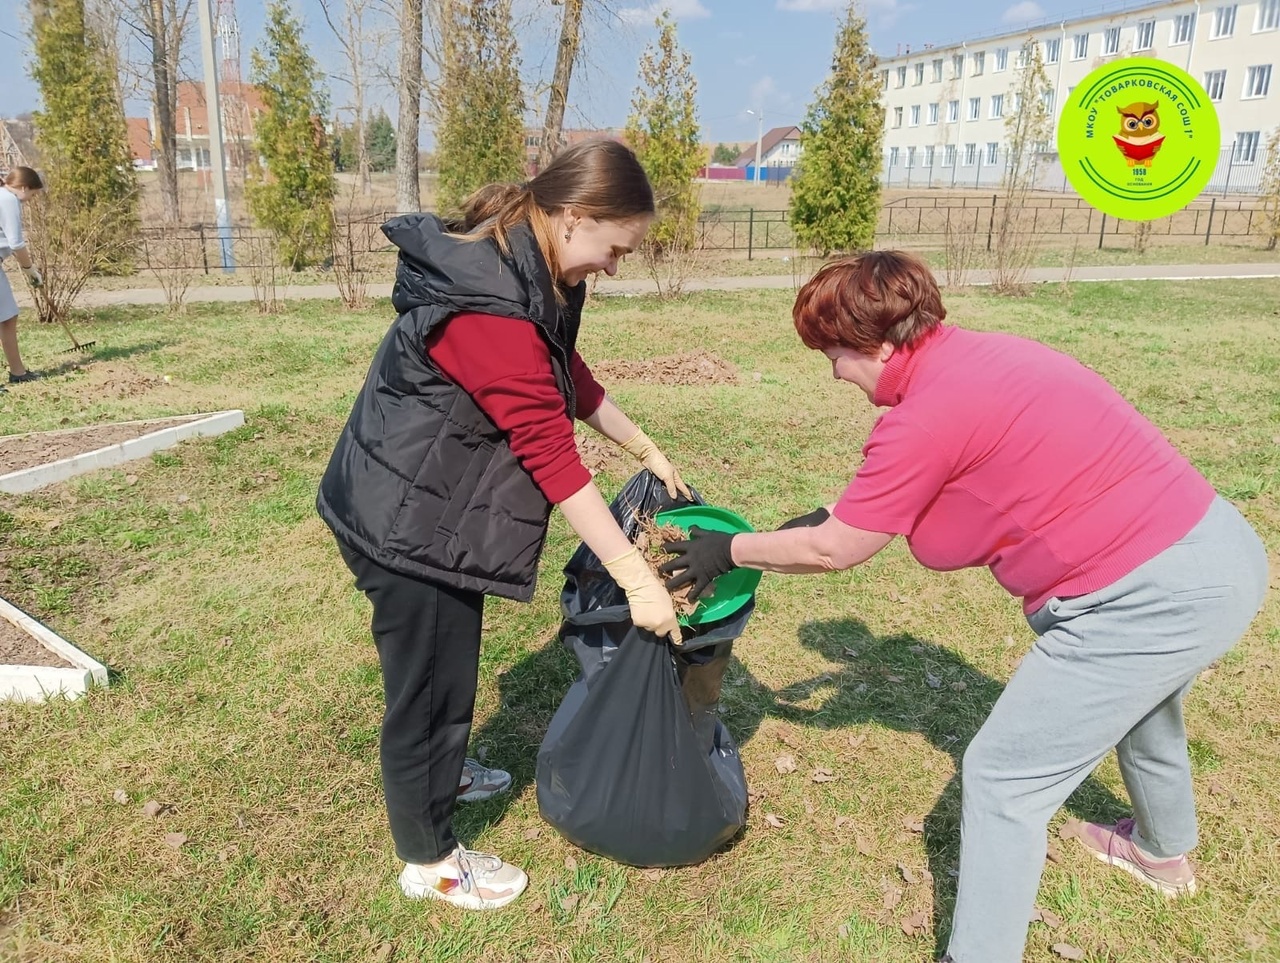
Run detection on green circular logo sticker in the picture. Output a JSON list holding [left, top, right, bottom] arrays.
[[1058, 57, 1220, 220]]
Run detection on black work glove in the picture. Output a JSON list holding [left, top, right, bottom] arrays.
[[777, 507, 830, 530], [659, 526, 737, 600]]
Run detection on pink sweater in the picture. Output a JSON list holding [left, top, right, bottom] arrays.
[[834, 325, 1215, 612]]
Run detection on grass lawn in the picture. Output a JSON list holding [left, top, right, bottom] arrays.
[[1, 280, 1278, 962]]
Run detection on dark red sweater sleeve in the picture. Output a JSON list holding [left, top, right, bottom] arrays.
[[425, 312, 592, 504], [571, 351, 606, 419]]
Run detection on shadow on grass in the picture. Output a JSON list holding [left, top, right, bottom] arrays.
[[31, 340, 174, 378]]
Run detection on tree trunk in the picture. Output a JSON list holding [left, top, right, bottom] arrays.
[[395, 0, 423, 212], [148, 0, 180, 222], [538, 0, 582, 173]]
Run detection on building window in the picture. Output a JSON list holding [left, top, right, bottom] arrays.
[[973, 51, 985, 75], [915, 62, 925, 84], [906, 146, 916, 168], [944, 144, 957, 165], [964, 143, 977, 165], [1204, 69, 1227, 100], [932, 58, 944, 82], [1135, 19, 1155, 49], [897, 65, 907, 87], [894, 106, 904, 128], [1244, 64, 1272, 97], [1042, 89, 1055, 111], [1257, 0, 1280, 30], [910, 105, 921, 126], [987, 142, 1000, 165], [1013, 92, 1023, 113], [952, 53, 964, 77], [995, 47, 1009, 71], [1212, 4, 1237, 37], [1103, 26, 1121, 54], [947, 99, 960, 122], [880, 69, 889, 88], [1234, 131, 1260, 162], [924, 145, 936, 167], [1072, 33, 1089, 59], [990, 93, 1004, 118], [928, 103, 940, 124], [889, 146, 900, 166], [1045, 37, 1061, 63], [1172, 13, 1196, 44]]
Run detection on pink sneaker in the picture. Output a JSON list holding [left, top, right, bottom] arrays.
[[1076, 818, 1197, 897]]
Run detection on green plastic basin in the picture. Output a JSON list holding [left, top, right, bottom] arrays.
[[653, 505, 762, 626]]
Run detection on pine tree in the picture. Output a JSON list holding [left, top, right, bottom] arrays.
[[625, 12, 702, 256], [30, 0, 139, 274], [788, 0, 883, 256], [366, 109, 397, 173], [435, 0, 526, 214], [247, 1, 336, 269]]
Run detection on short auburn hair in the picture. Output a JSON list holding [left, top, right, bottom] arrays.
[[793, 251, 946, 355]]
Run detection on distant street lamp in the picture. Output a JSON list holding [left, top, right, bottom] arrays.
[[746, 108, 764, 186]]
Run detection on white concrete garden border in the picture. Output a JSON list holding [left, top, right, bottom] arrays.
[[0, 410, 245, 494], [0, 597, 109, 702]]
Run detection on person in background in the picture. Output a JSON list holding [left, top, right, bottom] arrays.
[[661, 250, 1268, 963], [318, 140, 690, 912], [0, 166, 46, 390]]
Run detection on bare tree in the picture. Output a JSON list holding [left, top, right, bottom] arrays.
[[395, 0, 423, 212], [319, 0, 381, 196], [537, 0, 583, 171]]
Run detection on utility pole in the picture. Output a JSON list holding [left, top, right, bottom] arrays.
[[747, 108, 764, 186], [196, 0, 235, 271]]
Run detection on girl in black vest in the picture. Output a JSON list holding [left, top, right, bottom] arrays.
[[319, 140, 688, 910]]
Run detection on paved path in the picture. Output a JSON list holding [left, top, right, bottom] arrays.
[[14, 261, 1280, 308]]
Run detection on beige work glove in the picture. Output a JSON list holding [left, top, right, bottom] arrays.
[[619, 429, 692, 501], [22, 265, 42, 289], [601, 547, 682, 646]]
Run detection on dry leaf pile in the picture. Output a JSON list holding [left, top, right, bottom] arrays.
[[635, 516, 697, 615]]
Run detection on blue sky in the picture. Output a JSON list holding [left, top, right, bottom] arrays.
[[3, 0, 1092, 145]]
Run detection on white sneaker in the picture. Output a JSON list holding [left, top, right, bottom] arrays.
[[456, 758, 512, 803], [399, 847, 528, 910]]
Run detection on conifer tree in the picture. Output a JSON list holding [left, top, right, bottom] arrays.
[[625, 12, 702, 256], [435, 0, 526, 214], [788, 0, 883, 255], [247, 1, 336, 269]]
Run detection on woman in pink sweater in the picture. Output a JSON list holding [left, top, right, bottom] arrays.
[[662, 251, 1268, 963]]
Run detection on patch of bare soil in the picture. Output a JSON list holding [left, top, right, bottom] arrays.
[[0, 613, 73, 668], [42, 361, 169, 405], [575, 433, 629, 478], [591, 350, 738, 386], [0, 416, 202, 476]]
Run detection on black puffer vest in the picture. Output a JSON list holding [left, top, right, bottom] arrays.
[[317, 213, 586, 601]]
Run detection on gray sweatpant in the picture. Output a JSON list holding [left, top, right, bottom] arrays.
[[946, 496, 1269, 963]]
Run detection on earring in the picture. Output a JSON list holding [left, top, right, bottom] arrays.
[[564, 230, 572, 242]]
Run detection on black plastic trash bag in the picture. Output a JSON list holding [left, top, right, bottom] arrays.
[[536, 470, 752, 867]]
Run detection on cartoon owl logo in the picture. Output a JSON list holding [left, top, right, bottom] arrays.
[[1113, 102, 1164, 168]]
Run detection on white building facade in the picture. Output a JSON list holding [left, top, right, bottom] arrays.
[[876, 0, 1278, 191]]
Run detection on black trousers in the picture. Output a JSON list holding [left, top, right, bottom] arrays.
[[340, 543, 485, 864]]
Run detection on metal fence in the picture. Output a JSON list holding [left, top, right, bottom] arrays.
[[882, 145, 1275, 196]]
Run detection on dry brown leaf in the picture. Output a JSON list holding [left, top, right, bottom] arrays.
[[885, 675, 904, 684], [642, 868, 663, 881], [1052, 943, 1085, 960], [141, 800, 167, 819], [372, 942, 393, 963], [523, 826, 542, 841], [1031, 906, 1064, 929], [924, 671, 943, 689], [841, 647, 858, 659], [559, 894, 580, 913], [776, 729, 801, 750], [764, 813, 785, 828], [1208, 778, 1229, 796], [882, 887, 902, 910], [855, 835, 874, 856], [811, 768, 835, 783], [163, 832, 187, 849], [847, 734, 867, 750], [897, 862, 918, 885], [903, 816, 925, 833], [775, 755, 797, 775], [564, 855, 578, 871], [837, 923, 850, 939], [111, 789, 129, 805], [1057, 819, 1082, 841], [834, 816, 853, 830], [1045, 842, 1063, 864], [901, 910, 929, 937], [950, 681, 968, 692]]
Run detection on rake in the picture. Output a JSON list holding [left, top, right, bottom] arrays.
[[57, 317, 97, 353]]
